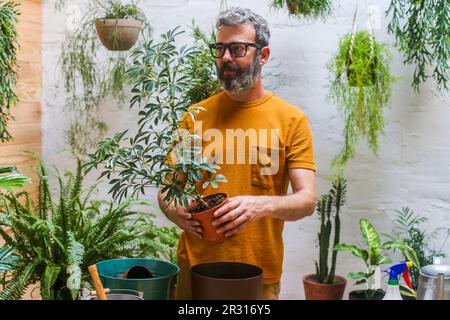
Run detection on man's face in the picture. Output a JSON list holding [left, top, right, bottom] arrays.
[[215, 23, 262, 94]]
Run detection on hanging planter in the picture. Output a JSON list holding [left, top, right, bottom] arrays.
[[327, 28, 395, 175], [58, 0, 152, 156], [272, 0, 333, 19], [95, 18, 142, 51], [386, 0, 449, 92]]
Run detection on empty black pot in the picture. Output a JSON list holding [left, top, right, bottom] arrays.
[[191, 262, 264, 300]]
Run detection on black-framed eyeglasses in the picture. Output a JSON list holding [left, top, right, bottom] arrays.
[[209, 42, 263, 58]]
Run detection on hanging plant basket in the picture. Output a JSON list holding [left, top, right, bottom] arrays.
[[273, 0, 332, 19], [327, 30, 395, 174], [286, 0, 310, 15], [95, 18, 142, 51]]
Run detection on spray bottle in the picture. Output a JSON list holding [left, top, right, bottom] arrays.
[[382, 261, 413, 300]]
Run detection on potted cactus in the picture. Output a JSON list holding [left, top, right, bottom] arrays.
[[334, 218, 392, 300], [87, 27, 228, 244], [303, 177, 347, 300]]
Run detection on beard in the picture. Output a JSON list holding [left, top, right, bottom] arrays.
[[216, 53, 261, 94]]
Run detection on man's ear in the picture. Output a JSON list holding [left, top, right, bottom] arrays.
[[259, 47, 270, 66]]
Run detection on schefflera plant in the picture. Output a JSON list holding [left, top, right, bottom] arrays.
[[87, 27, 226, 208]]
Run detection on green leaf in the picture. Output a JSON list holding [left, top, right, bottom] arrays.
[[360, 219, 380, 257], [348, 272, 365, 279], [334, 244, 369, 262]]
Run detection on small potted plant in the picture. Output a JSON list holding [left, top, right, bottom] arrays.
[[327, 30, 395, 175], [334, 218, 392, 300], [303, 177, 347, 300], [272, 0, 333, 19], [87, 27, 228, 244], [95, 0, 147, 51]]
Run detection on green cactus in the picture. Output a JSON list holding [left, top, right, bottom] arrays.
[[315, 177, 346, 284]]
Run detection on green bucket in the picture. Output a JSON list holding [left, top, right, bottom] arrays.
[[96, 258, 179, 300]]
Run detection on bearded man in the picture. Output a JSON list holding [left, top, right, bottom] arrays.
[[158, 7, 317, 300]]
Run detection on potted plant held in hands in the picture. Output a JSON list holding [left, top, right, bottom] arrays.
[[334, 218, 392, 300], [303, 177, 347, 300], [87, 27, 229, 244]]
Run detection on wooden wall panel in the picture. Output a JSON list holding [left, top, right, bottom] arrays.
[[0, 0, 42, 200]]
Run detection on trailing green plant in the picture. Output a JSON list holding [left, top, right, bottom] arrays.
[[0, 166, 31, 192], [334, 218, 392, 299], [384, 207, 450, 291], [0, 158, 155, 300], [328, 31, 395, 176], [314, 177, 346, 284], [271, 0, 333, 19], [0, 1, 20, 142], [386, 0, 449, 92], [86, 27, 227, 207], [58, 0, 152, 156]]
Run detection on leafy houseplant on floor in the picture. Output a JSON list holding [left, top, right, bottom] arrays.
[[334, 218, 392, 300], [58, 0, 152, 156], [0, 166, 30, 279], [327, 30, 395, 176], [383, 207, 450, 298], [0, 159, 156, 300], [0, 1, 20, 142], [303, 177, 347, 300], [271, 0, 333, 19], [87, 27, 228, 244], [386, 0, 449, 92]]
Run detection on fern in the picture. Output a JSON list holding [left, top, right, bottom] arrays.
[[0, 158, 162, 300]]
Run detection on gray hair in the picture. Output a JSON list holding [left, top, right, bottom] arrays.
[[216, 7, 270, 47]]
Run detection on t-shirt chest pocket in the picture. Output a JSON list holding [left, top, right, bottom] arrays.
[[250, 146, 285, 190]]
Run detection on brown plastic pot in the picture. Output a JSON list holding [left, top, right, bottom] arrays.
[[303, 274, 347, 300], [191, 262, 264, 300], [188, 193, 229, 244], [95, 19, 142, 51]]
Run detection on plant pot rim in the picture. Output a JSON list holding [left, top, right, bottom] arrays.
[[191, 261, 264, 282], [95, 18, 142, 26], [303, 274, 347, 286], [188, 192, 228, 216]]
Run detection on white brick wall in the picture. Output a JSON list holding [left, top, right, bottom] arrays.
[[42, 0, 450, 299]]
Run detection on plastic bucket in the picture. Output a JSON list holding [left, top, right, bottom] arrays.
[[191, 262, 264, 300], [96, 258, 179, 300]]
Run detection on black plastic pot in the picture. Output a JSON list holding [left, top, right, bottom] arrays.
[[191, 262, 264, 300], [348, 289, 385, 300]]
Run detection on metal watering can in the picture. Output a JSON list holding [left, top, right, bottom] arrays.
[[416, 259, 450, 300]]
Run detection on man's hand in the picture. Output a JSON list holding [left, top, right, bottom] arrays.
[[212, 196, 272, 238], [169, 205, 203, 239]]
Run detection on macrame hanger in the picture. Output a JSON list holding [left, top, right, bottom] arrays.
[[348, 0, 375, 60], [219, 0, 229, 14], [365, 0, 375, 60], [348, 0, 360, 60]]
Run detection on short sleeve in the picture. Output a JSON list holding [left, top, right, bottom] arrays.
[[286, 114, 316, 172]]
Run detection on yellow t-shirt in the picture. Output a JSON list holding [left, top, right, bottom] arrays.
[[173, 91, 316, 284]]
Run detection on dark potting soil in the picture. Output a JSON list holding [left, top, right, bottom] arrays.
[[188, 193, 226, 214], [124, 265, 154, 279]]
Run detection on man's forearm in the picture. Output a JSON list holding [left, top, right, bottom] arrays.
[[263, 190, 316, 221]]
